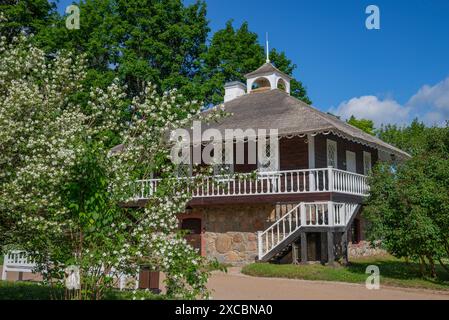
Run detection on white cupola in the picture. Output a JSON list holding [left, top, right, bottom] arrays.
[[244, 62, 291, 95], [223, 35, 292, 102]]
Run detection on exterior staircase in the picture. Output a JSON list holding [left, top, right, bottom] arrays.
[[257, 201, 360, 262]]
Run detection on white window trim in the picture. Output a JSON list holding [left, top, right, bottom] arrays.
[[326, 139, 338, 168], [345, 150, 356, 173], [363, 151, 372, 175], [213, 143, 234, 176], [176, 163, 192, 177], [257, 139, 279, 173], [175, 146, 192, 177]]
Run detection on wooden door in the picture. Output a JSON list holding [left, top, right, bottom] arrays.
[[181, 218, 202, 253]]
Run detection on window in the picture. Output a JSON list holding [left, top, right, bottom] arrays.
[[213, 143, 234, 176], [326, 139, 337, 168], [346, 151, 356, 173], [258, 138, 279, 172], [363, 151, 372, 175], [175, 164, 192, 177], [175, 145, 192, 177]]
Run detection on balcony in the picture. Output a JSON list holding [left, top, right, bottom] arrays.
[[133, 167, 369, 201]]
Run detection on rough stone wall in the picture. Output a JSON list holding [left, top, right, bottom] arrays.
[[204, 232, 258, 265], [348, 241, 387, 258], [198, 204, 275, 265], [197, 203, 386, 264]]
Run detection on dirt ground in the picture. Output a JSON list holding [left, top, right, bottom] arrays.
[[2, 265, 449, 300], [206, 267, 449, 300]]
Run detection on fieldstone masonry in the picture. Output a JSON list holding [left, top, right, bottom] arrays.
[[205, 232, 258, 265], [195, 204, 385, 265], [348, 241, 387, 258], [198, 203, 275, 265]]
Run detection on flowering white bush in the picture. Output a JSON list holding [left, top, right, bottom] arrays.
[[0, 30, 223, 300]]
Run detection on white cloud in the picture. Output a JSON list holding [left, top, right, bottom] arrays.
[[407, 77, 449, 125], [330, 76, 449, 127], [329, 96, 410, 127]]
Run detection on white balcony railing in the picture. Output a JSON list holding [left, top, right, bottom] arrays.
[[133, 167, 369, 200], [257, 202, 359, 260]]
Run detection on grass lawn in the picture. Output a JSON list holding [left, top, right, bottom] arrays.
[[242, 255, 449, 292], [0, 280, 165, 300], [0, 281, 63, 300]]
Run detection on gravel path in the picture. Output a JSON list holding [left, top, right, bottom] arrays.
[[2, 265, 449, 300], [206, 267, 449, 300]]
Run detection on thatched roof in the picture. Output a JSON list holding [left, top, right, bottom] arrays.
[[200, 89, 410, 159]]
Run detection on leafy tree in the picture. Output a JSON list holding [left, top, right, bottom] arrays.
[[35, 0, 210, 99], [377, 119, 429, 156], [35, 0, 118, 90], [346, 115, 375, 135], [0, 0, 56, 40], [0, 33, 221, 299], [364, 124, 449, 277], [2, 2, 310, 107], [200, 20, 311, 105], [113, 0, 209, 98]]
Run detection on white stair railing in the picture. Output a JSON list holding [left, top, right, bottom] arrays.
[[257, 203, 302, 259], [257, 202, 359, 261]]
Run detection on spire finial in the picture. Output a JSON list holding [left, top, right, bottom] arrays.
[[265, 32, 270, 63]]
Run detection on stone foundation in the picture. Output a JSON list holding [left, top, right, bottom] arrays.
[[204, 232, 258, 265], [348, 241, 387, 258], [196, 203, 275, 265], [194, 204, 382, 265]]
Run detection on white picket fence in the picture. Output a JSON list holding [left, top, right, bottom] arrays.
[[1, 251, 138, 290], [1, 251, 36, 281]]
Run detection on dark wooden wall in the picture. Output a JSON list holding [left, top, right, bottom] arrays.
[[279, 136, 308, 170], [234, 141, 258, 173], [314, 134, 378, 174], [192, 133, 378, 174], [232, 136, 309, 172]]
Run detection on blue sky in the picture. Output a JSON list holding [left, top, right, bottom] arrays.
[[55, 0, 449, 126]]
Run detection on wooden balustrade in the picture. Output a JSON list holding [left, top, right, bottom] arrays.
[[134, 167, 369, 200]]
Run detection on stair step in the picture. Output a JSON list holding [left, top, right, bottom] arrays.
[[258, 202, 360, 262]]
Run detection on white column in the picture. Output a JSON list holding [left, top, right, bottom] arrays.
[[328, 201, 334, 226], [328, 166, 334, 192], [307, 134, 315, 191], [257, 231, 263, 259], [1, 265, 6, 281], [307, 134, 315, 169], [300, 203, 306, 226]]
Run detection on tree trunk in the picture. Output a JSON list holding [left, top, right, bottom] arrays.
[[419, 256, 426, 277], [437, 257, 449, 274], [426, 255, 437, 278]]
